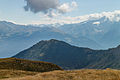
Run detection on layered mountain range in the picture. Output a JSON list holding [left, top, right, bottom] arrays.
[[58, 10, 120, 49], [13, 39, 120, 70], [1, 11, 120, 57], [0, 21, 100, 57]]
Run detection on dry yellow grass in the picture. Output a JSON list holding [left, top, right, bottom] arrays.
[[0, 69, 38, 79], [3, 69, 120, 80]]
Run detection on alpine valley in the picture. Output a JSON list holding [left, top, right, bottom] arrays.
[[1, 11, 120, 58]]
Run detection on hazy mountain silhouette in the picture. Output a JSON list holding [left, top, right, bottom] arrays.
[[0, 21, 100, 58]]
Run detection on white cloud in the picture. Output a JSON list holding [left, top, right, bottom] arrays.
[[57, 1, 78, 14], [58, 3, 71, 13], [71, 1, 78, 7], [28, 10, 120, 25], [24, 0, 78, 17], [24, 0, 59, 13], [45, 10, 60, 17]]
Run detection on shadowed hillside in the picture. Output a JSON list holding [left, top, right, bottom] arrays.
[[0, 58, 62, 72], [13, 39, 120, 69]]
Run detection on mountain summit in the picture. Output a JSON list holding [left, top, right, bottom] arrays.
[[13, 39, 91, 69], [13, 39, 120, 69]]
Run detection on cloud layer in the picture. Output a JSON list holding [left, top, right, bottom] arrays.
[[30, 10, 120, 25], [58, 1, 77, 14], [24, 0, 77, 17]]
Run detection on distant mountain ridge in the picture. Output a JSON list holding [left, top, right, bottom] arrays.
[[13, 39, 120, 69], [1, 11, 120, 58], [58, 17, 120, 49], [0, 21, 100, 58]]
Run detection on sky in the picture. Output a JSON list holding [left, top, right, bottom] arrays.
[[0, 0, 120, 24]]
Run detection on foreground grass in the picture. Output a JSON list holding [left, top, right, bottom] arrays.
[[0, 69, 38, 79], [3, 69, 120, 80]]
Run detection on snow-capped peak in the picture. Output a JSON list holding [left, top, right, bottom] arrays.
[[75, 10, 120, 23], [93, 21, 101, 25]]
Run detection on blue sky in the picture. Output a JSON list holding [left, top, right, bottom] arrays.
[[0, 0, 120, 24]]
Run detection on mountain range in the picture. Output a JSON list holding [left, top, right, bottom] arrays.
[[13, 39, 120, 70], [0, 21, 100, 58], [1, 11, 120, 57]]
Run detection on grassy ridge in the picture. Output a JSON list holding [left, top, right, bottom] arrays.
[[0, 58, 62, 72], [4, 69, 120, 80]]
